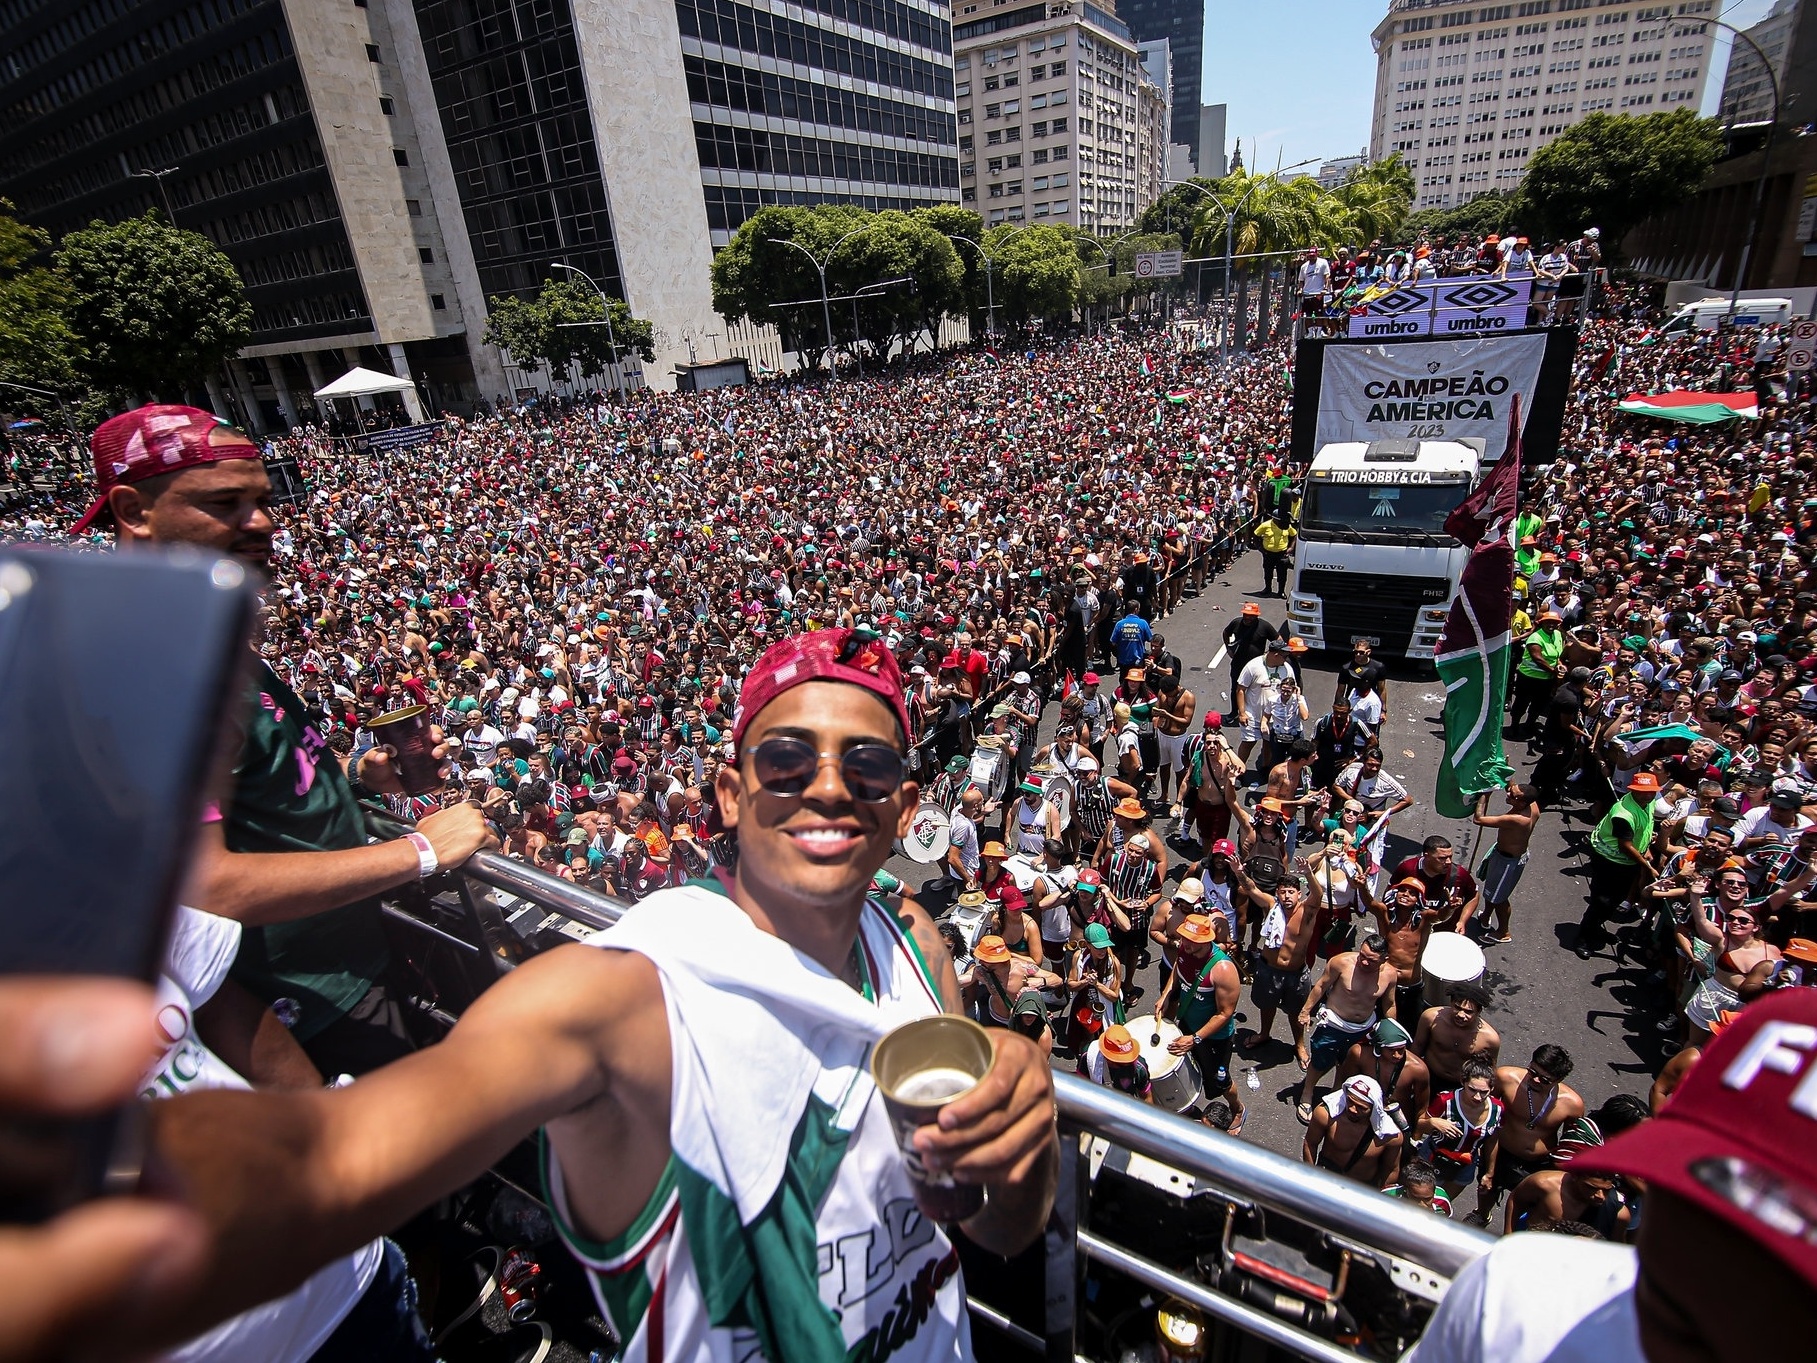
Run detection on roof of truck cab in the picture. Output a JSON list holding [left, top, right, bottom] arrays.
[[1307, 440, 1480, 477]]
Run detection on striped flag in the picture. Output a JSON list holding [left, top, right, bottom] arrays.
[[1434, 398, 1522, 818], [1140, 354, 1153, 378]]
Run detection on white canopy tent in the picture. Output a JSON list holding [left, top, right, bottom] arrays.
[[312, 365, 425, 423]]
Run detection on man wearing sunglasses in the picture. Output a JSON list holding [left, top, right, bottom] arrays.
[[147, 627, 1058, 1363]]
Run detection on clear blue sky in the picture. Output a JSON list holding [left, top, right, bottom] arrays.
[[1200, 0, 1778, 175]]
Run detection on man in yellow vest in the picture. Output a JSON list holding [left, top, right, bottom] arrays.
[[1576, 771, 1662, 959], [1256, 509, 1298, 598], [1508, 609, 1564, 745]]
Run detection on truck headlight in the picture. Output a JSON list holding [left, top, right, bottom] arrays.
[[1421, 607, 1448, 622], [1291, 596, 1318, 612]]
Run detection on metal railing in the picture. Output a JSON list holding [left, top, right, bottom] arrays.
[[435, 852, 1489, 1363]]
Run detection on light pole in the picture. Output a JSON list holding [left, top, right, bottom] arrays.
[[550, 261, 625, 396], [768, 226, 877, 381], [948, 225, 1026, 345], [1683, 19, 1783, 320], [132, 166, 181, 224], [1164, 158, 1319, 361], [1074, 229, 1149, 337]]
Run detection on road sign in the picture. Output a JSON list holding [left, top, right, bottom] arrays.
[[1792, 318, 1817, 342], [1788, 343, 1816, 372], [1134, 250, 1183, 278]]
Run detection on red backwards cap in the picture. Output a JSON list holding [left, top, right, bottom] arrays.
[[731, 627, 912, 751], [1574, 990, 1817, 1289], [71, 404, 262, 532]]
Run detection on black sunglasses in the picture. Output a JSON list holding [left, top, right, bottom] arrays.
[[746, 736, 905, 803]]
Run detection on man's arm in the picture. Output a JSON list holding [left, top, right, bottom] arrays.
[[1411, 1006, 1436, 1058], [187, 805, 496, 926], [141, 944, 650, 1348], [1301, 1104, 1330, 1165]]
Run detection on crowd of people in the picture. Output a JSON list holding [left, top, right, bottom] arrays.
[[5, 278, 1817, 1360]]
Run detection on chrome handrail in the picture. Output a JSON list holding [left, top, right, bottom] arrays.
[[435, 853, 1487, 1362]]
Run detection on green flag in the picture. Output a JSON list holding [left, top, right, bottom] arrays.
[[1434, 400, 1522, 818]]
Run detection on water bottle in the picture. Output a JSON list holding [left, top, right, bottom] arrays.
[[1245, 1066, 1261, 1092]]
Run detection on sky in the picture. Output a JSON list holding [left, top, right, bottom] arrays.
[[1200, 0, 1781, 176]]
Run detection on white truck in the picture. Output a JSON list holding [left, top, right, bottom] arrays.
[[1285, 437, 1484, 662]]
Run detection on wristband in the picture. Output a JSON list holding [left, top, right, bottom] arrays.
[[405, 831, 439, 879]]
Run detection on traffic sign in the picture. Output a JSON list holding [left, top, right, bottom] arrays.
[[1792, 318, 1817, 343], [1788, 343, 1815, 372], [1134, 250, 1183, 278]]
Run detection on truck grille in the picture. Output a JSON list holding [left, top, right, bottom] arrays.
[[1297, 569, 1451, 653]]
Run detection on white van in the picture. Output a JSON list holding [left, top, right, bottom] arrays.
[[1661, 297, 1795, 332]]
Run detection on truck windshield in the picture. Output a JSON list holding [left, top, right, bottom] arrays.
[[1300, 481, 1471, 537]]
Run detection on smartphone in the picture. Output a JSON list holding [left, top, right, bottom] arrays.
[[0, 546, 258, 1222]]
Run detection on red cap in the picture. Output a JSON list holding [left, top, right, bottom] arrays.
[[1574, 991, 1817, 1289], [731, 627, 911, 751], [71, 404, 262, 533], [1203, 710, 1222, 729]]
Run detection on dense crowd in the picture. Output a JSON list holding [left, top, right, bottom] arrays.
[[7, 284, 1817, 1361]]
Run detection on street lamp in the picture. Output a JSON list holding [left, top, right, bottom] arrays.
[[767, 226, 878, 382], [550, 261, 625, 396], [1074, 229, 1150, 337], [1164, 157, 1320, 361], [1682, 18, 1783, 320], [947, 225, 1027, 344], [132, 166, 181, 224]]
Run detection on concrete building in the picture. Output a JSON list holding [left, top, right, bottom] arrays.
[[1318, 154, 1367, 188], [0, 0, 959, 423], [1116, 0, 1204, 167], [953, 0, 1169, 233], [1719, 0, 1798, 125], [1370, 0, 1719, 214], [1198, 102, 1229, 178]]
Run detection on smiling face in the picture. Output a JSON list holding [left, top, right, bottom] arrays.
[[717, 679, 917, 919]]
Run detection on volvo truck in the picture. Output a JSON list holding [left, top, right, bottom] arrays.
[[1285, 437, 1484, 661]]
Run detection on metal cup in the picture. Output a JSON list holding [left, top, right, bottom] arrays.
[[870, 1015, 993, 1223], [366, 704, 442, 795]]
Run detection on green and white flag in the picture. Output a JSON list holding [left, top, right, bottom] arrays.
[[1434, 399, 1522, 818]]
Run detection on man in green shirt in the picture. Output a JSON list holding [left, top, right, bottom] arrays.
[[1154, 912, 1245, 1133], [80, 404, 495, 1075], [1509, 609, 1564, 743], [1576, 771, 1662, 959]]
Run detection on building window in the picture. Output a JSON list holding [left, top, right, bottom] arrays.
[[987, 157, 1003, 173], [1052, 117, 1067, 132], [1033, 148, 1048, 163], [406, 199, 423, 216], [392, 148, 409, 165], [418, 247, 434, 263], [431, 294, 446, 310], [1007, 154, 1021, 168], [366, 43, 381, 62], [986, 130, 1002, 145], [379, 96, 395, 115]]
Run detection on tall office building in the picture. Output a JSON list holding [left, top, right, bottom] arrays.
[[1197, 101, 1227, 177], [1718, 0, 1798, 124], [1116, 0, 1203, 167], [1370, 0, 1718, 213], [0, 0, 960, 420], [952, 1, 1168, 233]]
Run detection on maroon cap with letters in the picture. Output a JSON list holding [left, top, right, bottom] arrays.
[[731, 627, 911, 751], [1574, 991, 1817, 1288], [71, 404, 262, 533]]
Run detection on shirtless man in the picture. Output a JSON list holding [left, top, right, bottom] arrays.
[[1295, 933, 1398, 1123], [1336, 1017, 1430, 1130], [1483, 1043, 1585, 1217], [1243, 868, 1321, 1053], [1153, 672, 1196, 812], [1504, 1166, 1631, 1239], [1373, 876, 1445, 1025], [964, 935, 1032, 1028], [1470, 785, 1542, 942], [1412, 981, 1502, 1091], [1302, 1074, 1403, 1189]]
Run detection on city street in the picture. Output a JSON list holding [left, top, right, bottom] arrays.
[[889, 550, 1663, 1168]]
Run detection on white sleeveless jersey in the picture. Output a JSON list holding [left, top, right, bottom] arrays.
[[545, 883, 973, 1363]]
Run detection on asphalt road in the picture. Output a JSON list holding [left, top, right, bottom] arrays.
[[888, 550, 1664, 1169]]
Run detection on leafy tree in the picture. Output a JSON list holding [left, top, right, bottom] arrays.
[[911, 204, 988, 340], [825, 209, 964, 360], [54, 212, 252, 401], [1332, 154, 1415, 245], [0, 200, 83, 399], [1399, 189, 1528, 247], [483, 278, 654, 381], [1521, 109, 1723, 254], [989, 224, 1079, 330], [711, 204, 875, 372]]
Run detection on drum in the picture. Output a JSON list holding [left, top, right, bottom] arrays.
[[896, 801, 952, 864], [1044, 773, 1075, 831], [1420, 931, 1486, 1011], [1140, 1020, 1206, 1115], [1003, 854, 1040, 893], [948, 893, 993, 951], [970, 743, 1007, 805]]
